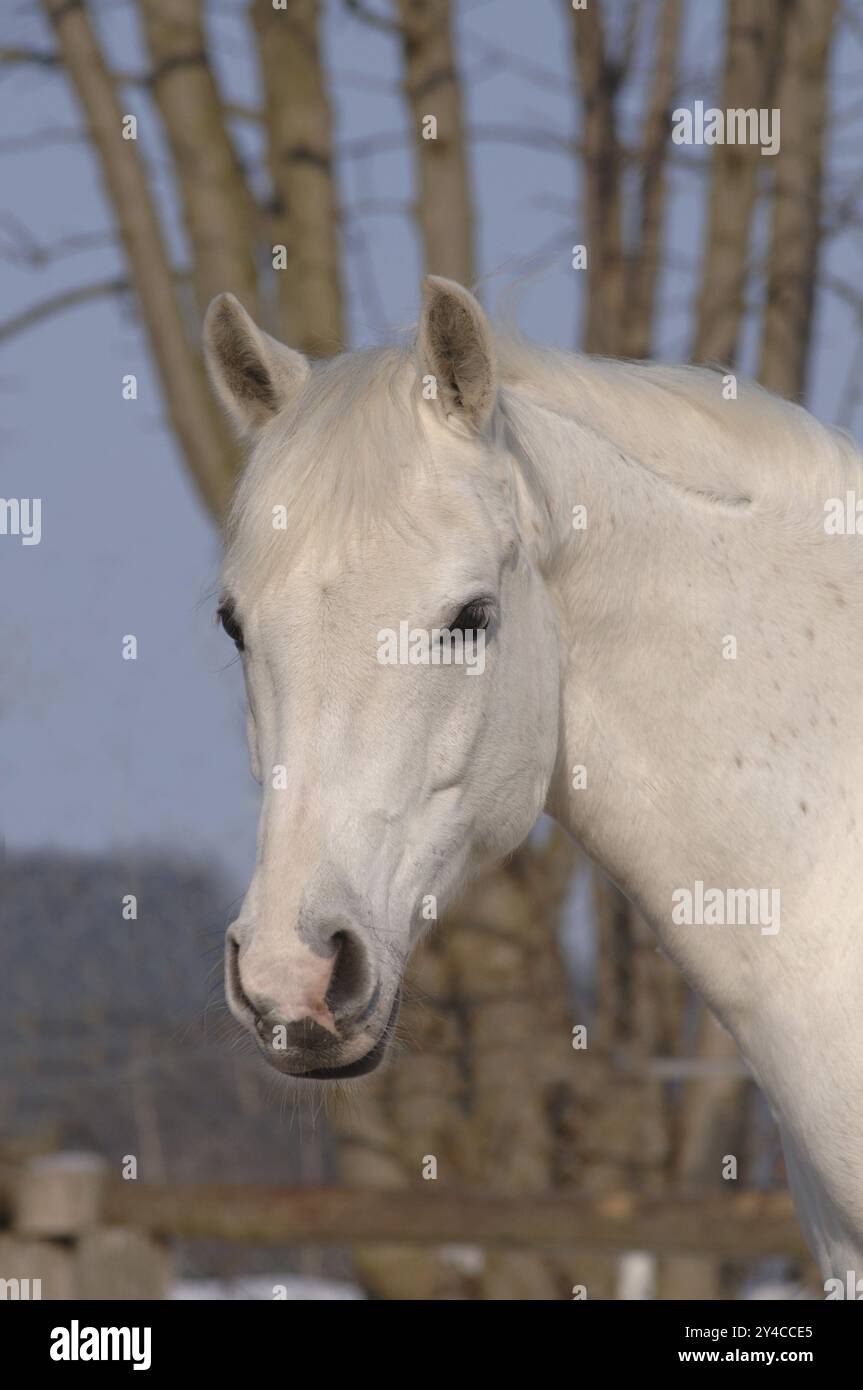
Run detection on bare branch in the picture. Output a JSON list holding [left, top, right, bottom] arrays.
[[460, 31, 572, 96], [0, 214, 115, 267], [329, 68, 396, 95], [341, 128, 411, 160], [0, 45, 261, 123], [836, 332, 863, 429], [0, 126, 87, 154], [342, 0, 404, 37], [0, 45, 61, 67], [618, 0, 643, 82], [0, 276, 131, 344], [342, 220, 390, 339], [344, 197, 412, 220], [469, 121, 577, 157]]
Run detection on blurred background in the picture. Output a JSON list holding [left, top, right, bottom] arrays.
[[0, 0, 858, 1299]]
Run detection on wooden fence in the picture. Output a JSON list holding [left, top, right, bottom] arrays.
[[0, 1153, 170, 1300], [0, 1149, 809, 1299], [103, 1179, 806, 1259]]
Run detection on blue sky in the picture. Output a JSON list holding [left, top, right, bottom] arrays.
[[1, 0, 859, 893]]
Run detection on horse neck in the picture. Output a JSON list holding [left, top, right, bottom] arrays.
[[509, 373, 863, 1269], [510, 379, 862, 1021]]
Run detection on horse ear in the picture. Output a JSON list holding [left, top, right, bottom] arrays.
[[203, 293, 310, 434], [418, 276, 497, 430]]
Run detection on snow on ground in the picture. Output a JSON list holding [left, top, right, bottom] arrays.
[[170, 1276, 364, 1301]]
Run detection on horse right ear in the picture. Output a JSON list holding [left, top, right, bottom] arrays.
[[418, 276, 497, 431], [203, 293, 310, 435]]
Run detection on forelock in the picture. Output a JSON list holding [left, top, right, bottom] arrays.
[[223, 344, 430, 588]]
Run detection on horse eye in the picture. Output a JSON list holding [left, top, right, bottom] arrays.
[[217, 600, 245, 651], [450, 599, 493, 635]]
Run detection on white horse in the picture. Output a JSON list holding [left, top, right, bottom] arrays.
[[204, 276, 863, 1281]]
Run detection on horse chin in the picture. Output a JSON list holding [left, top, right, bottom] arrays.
[[298, 1041, 388, 1081]]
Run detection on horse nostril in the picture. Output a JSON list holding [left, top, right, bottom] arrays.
[[227, 933, 248, 1010], [226, 917, 375, 1038], [325, 928, 372, 1020], [227, 931, 268, 1028]]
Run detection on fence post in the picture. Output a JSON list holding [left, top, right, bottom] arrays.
[[15, 1151, 107, 1236], [1, 1151, 172, 1300]]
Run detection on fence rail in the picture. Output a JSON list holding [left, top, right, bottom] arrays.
[[0, 1154, 808, 1265], [102, 1180, 807, 1258]]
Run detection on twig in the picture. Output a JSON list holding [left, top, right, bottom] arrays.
[[0, 46, 260, 122], [0, 277, 131, 344], [342, 0, 404, 38]]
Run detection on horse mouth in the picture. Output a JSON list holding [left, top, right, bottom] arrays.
[[252, 989, 400, 1084], [237, 987, 401, 1081], [291, 990, 401, 1080]]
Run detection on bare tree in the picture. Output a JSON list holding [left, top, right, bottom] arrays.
[[622, 0, 684, 359], [758, 0, 838, 398], [692, 0, 784, 367], [253, 0, 345, 353], [395, 0, 475, 285], [139, 0, 261, 322], [41, 0, 235, 520], [564, 0, 626, 354]]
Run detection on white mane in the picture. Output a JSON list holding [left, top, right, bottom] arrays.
[[224, 326, 863, 590], [495, 333, 863, 512]]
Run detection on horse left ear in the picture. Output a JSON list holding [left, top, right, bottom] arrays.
[[418, 276, 497, 430]]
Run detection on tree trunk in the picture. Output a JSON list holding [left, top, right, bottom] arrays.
[[252, 0, 345, 355], [565, 0, 625, 355], [42, 0, 236, 520], [692, 0, 784, 367], [395, 0, 475, 286], [620, 0, 683, 360], [139, 0, 261, 322], [758, 0, 837, 399]]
